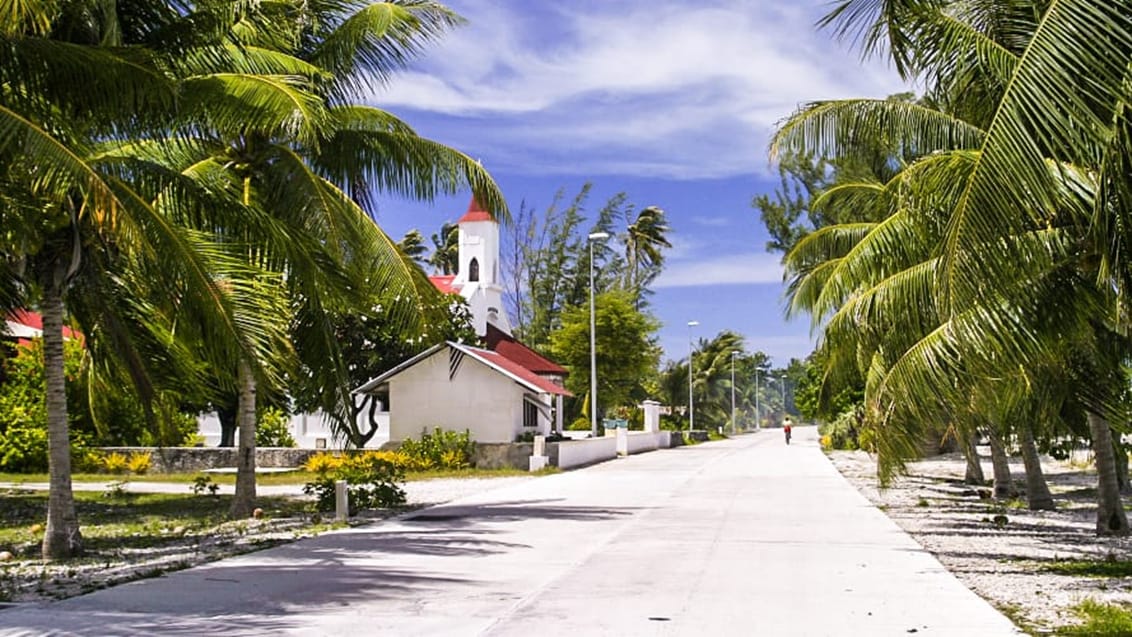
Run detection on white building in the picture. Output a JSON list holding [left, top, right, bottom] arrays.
[[355, 198, 572, 444]]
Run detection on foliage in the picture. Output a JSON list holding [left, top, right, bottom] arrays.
[[126, 453, 151, 475], [504, 184, 671, 350], [0, 340, 97, 472], [101, 453, 130, 475], [567, 418, 590, 432], [1042, 560, 1132, 578], [549, 289, 661, 421], [1062, 599, 1132, 635], [398, 428, 475, 471], [302, 452, 407, 513], [755, 94, 919, 256], [191, 475, 220, 497], [818, 406, 868, 451], [255, 408, 296, 448]]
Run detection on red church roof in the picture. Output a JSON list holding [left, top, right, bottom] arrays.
[[458, 198, 493, 223], [428, 275, 462, 295], [471, 347, 571, 396], [485, 323, 568, 377]]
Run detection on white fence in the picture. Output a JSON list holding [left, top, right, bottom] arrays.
[[554, 436, 619, 469], [553, 431, 675, 470]]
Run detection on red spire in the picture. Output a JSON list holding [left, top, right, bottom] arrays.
[[458, 197, 493, 223]]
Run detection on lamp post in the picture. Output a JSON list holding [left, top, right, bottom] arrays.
[[588, 232, 610, 438], [730, 352, 741, 433], [687, 320, 699, 432], [778, 374, 788, 417], [754, 368, 761, 431]]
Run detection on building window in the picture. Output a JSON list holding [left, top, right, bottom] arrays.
[[523, 400, 539, 428], [468, 258, 480, 282]]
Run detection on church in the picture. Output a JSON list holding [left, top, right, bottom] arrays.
[[354, 199, 572, 444]]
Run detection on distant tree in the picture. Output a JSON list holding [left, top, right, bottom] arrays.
[[429, 222, 460, 275], [548, 289, 660, 421], [504, 184, 669, 352], [622, 206, 672, 302], [397, 230, 430, 267]]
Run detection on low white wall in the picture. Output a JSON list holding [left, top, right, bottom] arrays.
[[555, 436, 618, 469], [626, 431, 664, 454]]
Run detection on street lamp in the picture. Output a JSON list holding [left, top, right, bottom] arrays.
[[730, 351, 739, 434], [687, 320, 699, 432], [778, 374, 788, 416], [588, 231, 610, 438], [754, 368, 761, 431]]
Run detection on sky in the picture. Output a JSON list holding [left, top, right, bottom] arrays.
[[367, 0, 908, 368]]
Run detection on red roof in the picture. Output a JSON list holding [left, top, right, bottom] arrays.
[[485, 323, 568, 376], [428, 275, 462, 295], [458, 198, 493, 223], [471, 347, 571, 396], [6, 310, 80, 341]]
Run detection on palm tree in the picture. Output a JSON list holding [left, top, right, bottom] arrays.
[[0, 1, 263, 558], [397, 230, 430, 266], [779, 0, 1132, 534], [429, 221, 460, 274], [622, 206, 672, 302], [152, 1, 505, 517]]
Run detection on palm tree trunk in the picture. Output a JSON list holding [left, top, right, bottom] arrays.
[[1086, 410, 1129, 536], [229, 356, 257, 518], [40, 284, 82, 559], [1018, 421, 1054, 511], [987, 431, 1016, 499], [1113, 437, 1130, 493], [963, 429, 985, 485]]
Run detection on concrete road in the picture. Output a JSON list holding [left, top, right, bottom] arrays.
[[0, 427, 1022, 636]]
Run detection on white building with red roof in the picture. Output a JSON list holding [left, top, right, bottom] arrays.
[[354, 198, 572, 444]]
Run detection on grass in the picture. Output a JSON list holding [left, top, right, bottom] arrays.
[[1041, 559, 1132, 578], [0, 489, 316, 560], [1059, 599, 1132, 635], [0, 466, 544, 487]]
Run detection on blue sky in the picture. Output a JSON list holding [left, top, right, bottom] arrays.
[[367, 0, 907, 367]]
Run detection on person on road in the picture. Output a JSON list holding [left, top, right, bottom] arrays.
[[783, 418, 792, 445]]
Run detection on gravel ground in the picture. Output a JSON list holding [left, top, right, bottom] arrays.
[[828, 448, 1132, 634], [0, 475, 533, 604]]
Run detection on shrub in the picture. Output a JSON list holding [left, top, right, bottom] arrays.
[[819, 406, 865, 451], [126, 452, 151, 475], [255, 407, 296, 448], [399, 428, 474, 471], [303, 451, 406, 513], [102, 452, 130, 474], [303, 452, 343, 474], [567, 417, 590, 431], [0, 424, 48, 473]]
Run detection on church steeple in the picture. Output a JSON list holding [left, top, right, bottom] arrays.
[[452, 198, 510, 336]]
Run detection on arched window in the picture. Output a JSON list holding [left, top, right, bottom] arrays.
[[468, 258, 480, 282]]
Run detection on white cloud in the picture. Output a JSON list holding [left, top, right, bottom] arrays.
[[654, 252, 783, 288], [371, 0, 909, 179]]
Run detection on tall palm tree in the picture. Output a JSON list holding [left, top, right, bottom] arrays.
[[0, 0, 268, 557], [622, 206, 671, 302], [145, 0, 506, 517], [779, 0, 1132, 534]]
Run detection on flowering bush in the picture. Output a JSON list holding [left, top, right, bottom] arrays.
[[303, 451, 406, 513]]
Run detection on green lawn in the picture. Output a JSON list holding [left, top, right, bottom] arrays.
[[0, 466, 548, 487], [0, 489, 317, 560]]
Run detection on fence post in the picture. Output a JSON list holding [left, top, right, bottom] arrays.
[[335, 480, 348, 521]]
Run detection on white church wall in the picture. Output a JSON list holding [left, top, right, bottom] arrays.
[[389, 351, 525, 443], [196, 409, 388, 449]]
